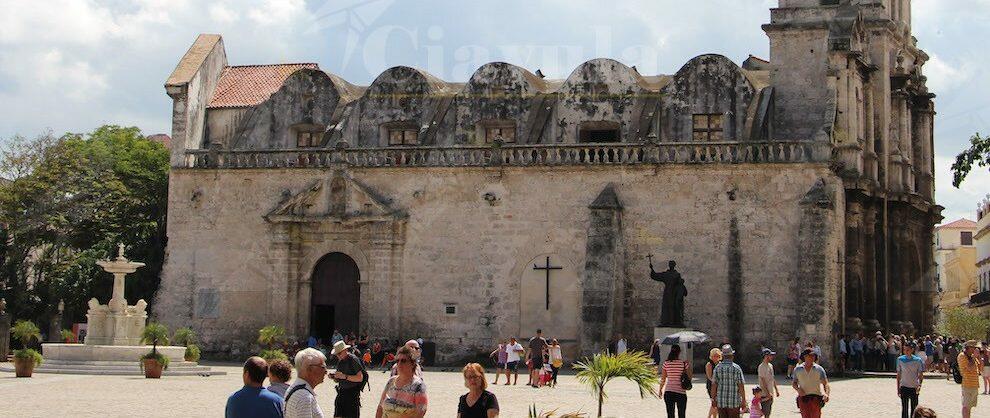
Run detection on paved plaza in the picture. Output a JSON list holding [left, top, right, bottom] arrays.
[[1, 363, 987, 417]]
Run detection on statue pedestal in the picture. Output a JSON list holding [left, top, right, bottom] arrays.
[[653, 327, 695, 364]]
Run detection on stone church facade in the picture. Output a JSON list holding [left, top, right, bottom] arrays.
[[156, 0, 941, 363]]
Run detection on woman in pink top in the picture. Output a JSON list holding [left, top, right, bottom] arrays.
[[658, 344, 692, 418]]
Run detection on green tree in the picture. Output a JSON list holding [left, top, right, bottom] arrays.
[[574, 351, 659, 418], [0, 126, 168, 326], [939, 307, 990, 341], [951, 133, 990, 187]]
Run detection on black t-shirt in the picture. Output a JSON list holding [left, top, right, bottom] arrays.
[[529, 337, 547, 360], [457, 390, 499, 418], [336, 352, 365, 390]]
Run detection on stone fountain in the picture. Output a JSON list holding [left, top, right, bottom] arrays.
[[85, 244, 148, 346], [0, 244, 222, 376]]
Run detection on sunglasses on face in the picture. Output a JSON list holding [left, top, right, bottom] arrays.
[[397, 358, 414, 364], [466, 374, 482, 380]]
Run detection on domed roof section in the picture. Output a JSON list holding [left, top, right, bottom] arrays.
[[464, 62, 548, 95], [365, 66, 452, 97], [666, 54, 754, 92], [560, 58, 653, 94]]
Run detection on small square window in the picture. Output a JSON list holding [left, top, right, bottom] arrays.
[[444, 305, 457, 315], [692, 113, 724, 141], [297, 131, 318, 148], [485, 126, 516, 143], [388, 128, 419, 146], [961, 231, 973, 246]]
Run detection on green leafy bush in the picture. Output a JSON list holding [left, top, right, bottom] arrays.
[[184, 344, 201, 362], [14, 348, 43, 366], [140, 351, 170, 370], [141, 323, 170, 353], [258, 325, 285, 348], [173, 327, 196, 347], [60, 329, 76, 343], [11, 320, 41, 346], [260, 349, 289, 363]]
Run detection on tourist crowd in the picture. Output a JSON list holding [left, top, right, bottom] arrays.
[[224, 329, 989, 418]]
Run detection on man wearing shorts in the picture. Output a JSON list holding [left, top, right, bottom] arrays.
[[528, 329, 548, 388], [504, 337, 524, 385]]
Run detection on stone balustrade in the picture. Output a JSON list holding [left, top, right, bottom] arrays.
[[181, 141, 832, 169]]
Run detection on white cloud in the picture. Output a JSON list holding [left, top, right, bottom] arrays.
[[209, 4, 240, 25], [0, 0, 120, 45], [247, 0, 306, 26], [925, 54, 971, 93], [934, 154, 990, 223]]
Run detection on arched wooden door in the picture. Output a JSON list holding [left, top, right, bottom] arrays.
[[310, 252, 361, 340]]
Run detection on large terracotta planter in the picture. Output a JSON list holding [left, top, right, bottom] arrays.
[[13, 357, 35, 378], [142, 359, 164, 379]]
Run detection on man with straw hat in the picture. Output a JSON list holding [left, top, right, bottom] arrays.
[[958, 340, 984, 418]]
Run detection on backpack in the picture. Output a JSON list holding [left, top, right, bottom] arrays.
[[951, 362, 963, 384], [359, 368, 370, 392], [285, 384, 313, 404]]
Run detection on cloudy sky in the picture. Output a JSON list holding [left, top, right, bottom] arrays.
[[0, 0, 986, 221]]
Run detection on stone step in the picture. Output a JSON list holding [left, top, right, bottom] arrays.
[[0, 363, 226, 376]]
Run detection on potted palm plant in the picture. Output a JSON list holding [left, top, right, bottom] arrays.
[[258, 325, 288, 362], [173, 327, 200, 362], [574, 351, 659, 418], [11, 320, 42, 377], [139, 322, 170, 378]]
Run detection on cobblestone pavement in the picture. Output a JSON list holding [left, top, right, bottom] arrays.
[[1, 363, 988, 417]]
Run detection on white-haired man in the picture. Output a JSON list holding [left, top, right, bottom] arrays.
[[285, 348, 328, 418], [391, 339, 423, 377]]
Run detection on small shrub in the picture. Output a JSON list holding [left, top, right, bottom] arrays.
[[173, 327, 196, 347], [184, 344, 201, 362], [140, 351, 170, 370], [60, 329, 76, 343], [141, 323, 170, 353], [260, 348, 289, 363], [14, 348, 43, 366], [258, 325, 286, 348], [12, 320, 41, 346]]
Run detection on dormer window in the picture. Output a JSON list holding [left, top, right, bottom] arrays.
[[381, 121, 420, 146], [292, 123, 325, 148], [478, 120, 517, 144], [692, 113, 724, 141], [578, 121, 621, 143]]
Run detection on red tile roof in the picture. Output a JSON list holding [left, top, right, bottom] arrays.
[[208, 63, 319, 108], [937, 218, 977, 230], [146, 134, 171, 149]]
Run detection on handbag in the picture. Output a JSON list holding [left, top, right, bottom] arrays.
[[680, 363, 693, 391]]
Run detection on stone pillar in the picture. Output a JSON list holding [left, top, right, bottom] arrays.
[[861, 204, 880, 331], [0, 311, 10, 360], [580, 184, 623, 357], [796, 179, 840, 367], [48, 300, 64, 343], [844, 198, 864, 330]]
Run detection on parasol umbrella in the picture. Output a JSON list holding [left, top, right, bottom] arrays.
[[661, 331, 710, 345]]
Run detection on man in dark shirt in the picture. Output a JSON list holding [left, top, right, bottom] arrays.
[[331, 340, 366, 418], [527, 329, 548, 388]]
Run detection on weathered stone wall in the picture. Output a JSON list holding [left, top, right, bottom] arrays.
[[157, 163, 843, 362]]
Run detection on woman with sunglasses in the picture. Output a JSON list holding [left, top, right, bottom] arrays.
[[458, 363, 499, 418], [376, 346, 428, 418]]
